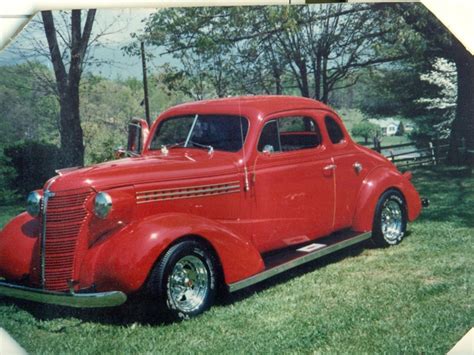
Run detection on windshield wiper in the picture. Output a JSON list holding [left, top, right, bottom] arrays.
[[160, 141, 213, 155], [166, 141, 186, 150], [188, 141, 214, 155]]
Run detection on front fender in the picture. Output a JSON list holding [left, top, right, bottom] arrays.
[[79, 213, 264, 293], [0, 213, 41, 283], [352, 167, 422, 232]]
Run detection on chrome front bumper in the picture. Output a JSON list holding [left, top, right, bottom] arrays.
[[0, 281, 127, 308]]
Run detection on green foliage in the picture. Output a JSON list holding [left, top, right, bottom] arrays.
[[0, 63, 60, 200], [0, 63, 190, 195], [129, 4, 412, 102], [0, 63, 59, 146], [334, 108, 369, 132], [0, 205, 24, 227], [4, 141, 62, 195], [146, 72, 190, 115], [355, 66, 432, 118], [396, 121, 405, 136], [80, 75, 142, 165], [79, 74, 189, 165], [0, 150, 19, 205], [351, 121, 380, 143], [0, 167, 472, 353]]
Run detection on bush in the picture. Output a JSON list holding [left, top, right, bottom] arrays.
[[0, 150, 19, 205], [4, 141, 63, 196], [351, 121, 380, 144]]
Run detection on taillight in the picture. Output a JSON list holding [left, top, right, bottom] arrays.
[[403, 171, 413, 181]]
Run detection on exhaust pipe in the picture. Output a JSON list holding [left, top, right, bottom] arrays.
[[421, 198, 430, 208]]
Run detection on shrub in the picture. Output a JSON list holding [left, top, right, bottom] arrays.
[[351, 121, 380, 144], [4, 141, 63, 196], [0, 150, 19, 205]]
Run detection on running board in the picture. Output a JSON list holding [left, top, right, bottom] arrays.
[[228, 231, 372, 293]]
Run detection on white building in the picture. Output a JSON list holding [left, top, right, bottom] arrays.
[[368, 118, 400, 136]]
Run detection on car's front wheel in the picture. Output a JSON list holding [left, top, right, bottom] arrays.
[[372, 189, 407, 247], [148, 240, 218, 320]]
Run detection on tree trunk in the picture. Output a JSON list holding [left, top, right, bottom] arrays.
[[297, 60, 310, 98], [321, 54, 329, 103], [59, 93, 85, 167], [274, 72, 282, 95], [314, 51, 322, 100], [447, 52, 474, 165], [41, 10, 95, 168]]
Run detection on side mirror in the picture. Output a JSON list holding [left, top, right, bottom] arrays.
[[127, 118, 150, 155]]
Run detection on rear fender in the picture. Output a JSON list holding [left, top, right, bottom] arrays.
[[352, 167, 422, 232], [80, 213, 264, 293]]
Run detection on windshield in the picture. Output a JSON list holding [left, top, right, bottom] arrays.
[[150, 114, 249, 152]]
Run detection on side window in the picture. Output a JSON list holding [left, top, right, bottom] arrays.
[[278, 117, 321, 151], [325, 116, 345, 144], [258, 120, 280, 153], [258, 116, 321, 153]]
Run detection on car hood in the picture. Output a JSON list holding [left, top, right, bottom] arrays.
[[44, 150, 240, 192]]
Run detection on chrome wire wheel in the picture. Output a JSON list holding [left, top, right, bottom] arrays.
[[381, 200, 404, 243], [168, 255, 209, 313]]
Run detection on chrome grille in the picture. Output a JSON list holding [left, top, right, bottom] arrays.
[[41, 189, 92, 291]]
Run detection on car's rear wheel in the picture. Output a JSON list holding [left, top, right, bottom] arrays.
[[372, 190, 407, 247], [148, 240, 218, 320]]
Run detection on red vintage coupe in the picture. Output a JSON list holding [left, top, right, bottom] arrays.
[[0, 96, 425, 319]]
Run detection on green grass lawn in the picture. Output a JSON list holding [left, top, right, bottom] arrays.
[[0, 167, 472, 353]]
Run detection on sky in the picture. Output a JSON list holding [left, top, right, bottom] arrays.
[[0, 8, 175, 78]]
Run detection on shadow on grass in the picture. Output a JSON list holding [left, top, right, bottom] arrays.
[[411, 166, 473, 228], [223, 242, 367, 306], [0, 242, 370, 327], [0, 295, 173, 327]]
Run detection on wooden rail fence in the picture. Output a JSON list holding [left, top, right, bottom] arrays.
[[372, 139, 451, 168]]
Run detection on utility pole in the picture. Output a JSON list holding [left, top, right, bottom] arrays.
[[141, 41, 151, 126]]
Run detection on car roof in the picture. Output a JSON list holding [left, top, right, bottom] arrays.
[[159, 95, 334, 121]]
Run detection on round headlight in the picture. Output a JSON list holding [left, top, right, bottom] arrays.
[[94, 192, 112, 219], [26, 191, 42, 217]]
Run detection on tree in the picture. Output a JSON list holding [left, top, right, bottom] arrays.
[[351, 121, 379, 144], [41, 9, 96, 167], [385, 4, 473, 164], [415, 57, 457, 139], [0, 63, 59, 146], [129, 4, 409, 104]]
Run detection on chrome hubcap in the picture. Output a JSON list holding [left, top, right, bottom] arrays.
[[169, 255, 209, 312], [381, 200, 403, 243]]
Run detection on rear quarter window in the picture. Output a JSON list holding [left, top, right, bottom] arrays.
[[324, 116, 345, 144]]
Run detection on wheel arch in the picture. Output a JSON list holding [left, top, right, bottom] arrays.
[[144, 233, 225, 292], [82, 213, 265, 294], [352, 166, 421, 232]]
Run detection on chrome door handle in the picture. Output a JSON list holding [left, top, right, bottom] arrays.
[[353, 162, 363, 173], [323, 164, 337, 171]]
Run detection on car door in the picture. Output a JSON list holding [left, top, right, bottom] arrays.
[[250, 112, 335, 253], [322, 114, 368, 230]]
